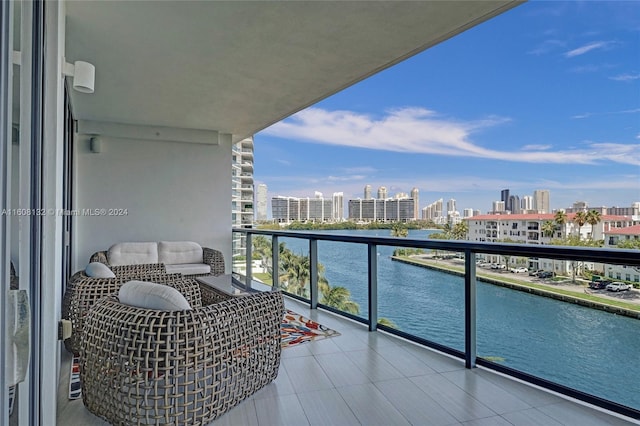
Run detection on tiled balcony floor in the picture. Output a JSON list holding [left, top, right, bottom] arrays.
[[57, 296, 639, 425]]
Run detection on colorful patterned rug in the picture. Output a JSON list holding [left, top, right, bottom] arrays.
[[69, 355, 82, 400], [281, 309, 341, 349], [69, 310, 339, 399]]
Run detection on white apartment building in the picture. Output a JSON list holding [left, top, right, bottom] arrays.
[[272, 195, 333, 223], [256, 184, 268, 221], [411, 188, 420, 221], [332, 192, 344, 221], [348, 198, 415, 222], [232, 137, 255, 259], [465, 213, 638, 274], [533, 189, 550, 213], [602, 225, 640, 284], [422, 198, 444, 223]]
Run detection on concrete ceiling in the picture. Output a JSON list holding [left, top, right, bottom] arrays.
[[65, 1, 522, 142]]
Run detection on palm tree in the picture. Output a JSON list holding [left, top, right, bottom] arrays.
[[320, 286, 360, 314], [390, 222, 409, 238], [573, 211, 587, 240], [377, 317, 398, 329], [452, 222, 468, 240], [554, 210, 567, 235], [541, 220, 557, 272], [252, 235, 273, 278], [585, 210, 601, 240], [541, 220, 555, 239]]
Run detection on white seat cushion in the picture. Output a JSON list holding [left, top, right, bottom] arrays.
[[118, 280, 192, 311], [85, 262, 116, 278], [158, 241, 203, 265], [165, 263, 211, 276], [108, 242, 158, 266]]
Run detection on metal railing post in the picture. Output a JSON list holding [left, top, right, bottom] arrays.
[[368, 243, 378, 331], [245, 233, 252, 291], [271, 235, 279, 290], [465, 250, 477, 368], [310, 239, 318, 309]]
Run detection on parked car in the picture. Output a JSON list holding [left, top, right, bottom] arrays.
[[605, 282, 631, 292], [529, 269, 543, 276], [589, 280, 610, 290], [510, 267, 528, 273], [537, 271, 554, 279], [491, 264, 506, 270]]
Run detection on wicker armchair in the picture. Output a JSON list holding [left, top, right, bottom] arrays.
[[80, 287, 284, 425], [62, 272, 198, 354]]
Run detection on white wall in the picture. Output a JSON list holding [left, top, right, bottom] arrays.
[[73, 135, 232, 273]]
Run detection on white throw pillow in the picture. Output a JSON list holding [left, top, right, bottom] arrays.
[[118, 280, 192, 311], [108, 242, 159, 266], [158, 241, 203, 265], [85, 262, 116, 278]]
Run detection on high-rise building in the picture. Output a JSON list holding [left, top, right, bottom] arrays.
[[521, 195, 533, 211], [232, 136, 255, 259], [332, 192, 344, 221], [501, 189, 510, 211], [492, 200, 505, 213], [422, 198, 444, 223], [463, 208, 474, 218], [377, 186, 387, 200], [509, 195, 521, 214], [272, 194, 333, 223], [533, 189, 550, 213], [256, 184, 268, 221], [411, 187, 419, 220], [447, 198, 456, 214], [348, 198, 414, 222], [364, 185, 372, 200]]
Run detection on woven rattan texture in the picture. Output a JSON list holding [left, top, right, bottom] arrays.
[[81, 290, 284, 425], [62, 273, 201, 354]]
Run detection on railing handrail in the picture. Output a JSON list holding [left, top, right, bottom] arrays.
[[233, 228, 640, 266], [232, 227, 640, 419]]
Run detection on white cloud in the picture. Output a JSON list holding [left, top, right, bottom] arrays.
[[610, 73, 640, 82], [572, 108, 640, 120], [522, 144, 552, 151], [327, 175, 367, 182], [263, 107, 639, 166], [527, 39, 565, 56], [564, 41, 614, 57]]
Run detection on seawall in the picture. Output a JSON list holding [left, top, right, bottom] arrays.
[[392, 256, 640, 320]]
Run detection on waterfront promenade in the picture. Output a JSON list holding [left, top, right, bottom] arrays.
[[393, 255, 640, 319]]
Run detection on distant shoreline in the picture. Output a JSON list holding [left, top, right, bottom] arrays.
[[392, 255, 640, 320]]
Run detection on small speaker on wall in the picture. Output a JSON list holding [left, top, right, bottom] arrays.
[[89, 137, 101, 153]]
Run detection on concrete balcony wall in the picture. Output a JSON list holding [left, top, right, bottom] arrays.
[[73, 135, 232, 272]]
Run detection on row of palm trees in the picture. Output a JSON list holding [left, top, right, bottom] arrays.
[[251, 236, 360, 314], [543, 210, 602, 240]]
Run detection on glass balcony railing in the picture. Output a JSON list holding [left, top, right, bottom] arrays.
[[232, 228, 640, 421]]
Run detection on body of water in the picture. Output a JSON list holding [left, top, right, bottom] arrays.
[[280, 229, 640, 411]]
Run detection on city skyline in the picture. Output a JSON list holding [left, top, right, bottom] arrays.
[[265, 185, 639, 221], [253, 1, 639, 214]]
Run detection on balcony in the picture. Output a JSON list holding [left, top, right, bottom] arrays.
[[57, 297, 638, 425], [228, 229, 640, 423]]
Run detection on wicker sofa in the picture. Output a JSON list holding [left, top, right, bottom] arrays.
[[62, 271, 196, 354], [90, 241, 225, 278], [80, 280, 284, 425]]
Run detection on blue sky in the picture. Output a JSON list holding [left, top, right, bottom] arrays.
[[254, 1, 640, 216]]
